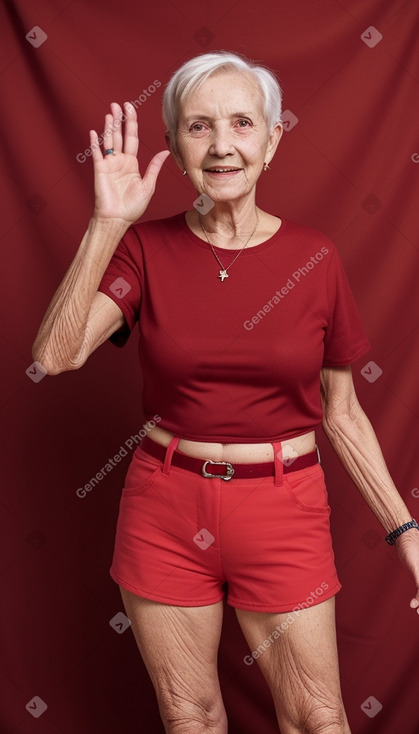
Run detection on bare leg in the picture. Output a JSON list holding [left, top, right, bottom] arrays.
[[120, 588, 227, 734], [236, 597, 351, 734]]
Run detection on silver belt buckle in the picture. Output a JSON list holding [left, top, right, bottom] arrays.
[[202, 459, 235, 481]]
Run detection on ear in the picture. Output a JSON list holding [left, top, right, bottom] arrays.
[[165, 132, 184, 171], [264, 123, 283, 167]]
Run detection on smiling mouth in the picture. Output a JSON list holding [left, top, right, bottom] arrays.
[[204, 167, 242, 174]]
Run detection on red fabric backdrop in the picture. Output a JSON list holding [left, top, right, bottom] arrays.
[[1, 0, 419, 732]]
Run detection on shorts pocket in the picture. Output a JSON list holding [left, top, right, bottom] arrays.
[[121, 447, 162, 497], [283, 464, 330, 513]]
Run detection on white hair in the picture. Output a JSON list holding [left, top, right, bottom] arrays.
[[162, 51, 283, 153]]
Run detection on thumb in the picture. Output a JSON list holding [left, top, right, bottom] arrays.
[[143, 150, 171, 191]]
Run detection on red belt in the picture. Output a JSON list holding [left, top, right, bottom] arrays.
[[140, 436, 319, 482]]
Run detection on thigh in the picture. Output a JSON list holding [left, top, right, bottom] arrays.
[[236, 597, 351, 733], [120, 588, 227, 732]]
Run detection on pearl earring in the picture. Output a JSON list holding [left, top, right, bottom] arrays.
[[182, 170, 187, 176]]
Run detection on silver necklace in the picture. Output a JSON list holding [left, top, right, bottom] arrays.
[[199, 212, 259, 282]]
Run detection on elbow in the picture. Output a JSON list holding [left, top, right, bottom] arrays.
[[30, 347, 65, 376], [31, 340, 84, 376]]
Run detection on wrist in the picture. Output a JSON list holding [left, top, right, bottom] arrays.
[[382, 505, 413, 535], [90, 214, 132, 231], [79, 216, 130, 260], [385, 519, 419, 546]]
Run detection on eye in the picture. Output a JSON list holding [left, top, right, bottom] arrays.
[[236, 119, 252, 128], [190, 122, 207, 133]]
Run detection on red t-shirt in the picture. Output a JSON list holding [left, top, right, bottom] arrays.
[[97, 213, 371, 442]]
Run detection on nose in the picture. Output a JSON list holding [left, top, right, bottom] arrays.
[[208, 123, 235, 157]]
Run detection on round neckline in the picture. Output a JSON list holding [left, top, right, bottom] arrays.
[[180, 211, 287, 254]]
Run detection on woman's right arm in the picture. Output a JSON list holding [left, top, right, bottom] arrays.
[[32, 102, 170, 375]]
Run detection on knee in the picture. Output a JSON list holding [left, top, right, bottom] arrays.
[[159, 692, 227, 734], [295, 703, 348, 733]]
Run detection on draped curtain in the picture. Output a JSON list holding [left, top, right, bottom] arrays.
[[1, 0, 418, 731]]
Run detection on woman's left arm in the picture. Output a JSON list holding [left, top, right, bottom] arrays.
[[320, 364, 419, 613]]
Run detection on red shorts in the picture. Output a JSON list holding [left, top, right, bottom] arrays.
[[110, 437, 341, 613]]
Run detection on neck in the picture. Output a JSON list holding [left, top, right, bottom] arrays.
[[197, 198, 259, 249]]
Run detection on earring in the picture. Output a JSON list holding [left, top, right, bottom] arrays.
[[263, 163, 271, 171], [182, 170, 187, 176]]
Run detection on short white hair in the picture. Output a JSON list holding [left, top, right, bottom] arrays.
[[162, 51, 283, 154]]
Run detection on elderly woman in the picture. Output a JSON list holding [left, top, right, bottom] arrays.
[[33, 51, 419, 734]]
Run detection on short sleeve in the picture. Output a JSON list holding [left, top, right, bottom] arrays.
[[323, 248, 371, 366], [97, 227, 143, 347]]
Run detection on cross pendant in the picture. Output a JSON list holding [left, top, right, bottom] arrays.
[[218, 269, 229, 282]]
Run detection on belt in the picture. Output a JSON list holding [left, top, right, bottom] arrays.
[[140, 435, 319, 481]]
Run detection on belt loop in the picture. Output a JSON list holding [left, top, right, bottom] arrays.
[[162, 436, 180, 475], [272, 441, 284, 486]]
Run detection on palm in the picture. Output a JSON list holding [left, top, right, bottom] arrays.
[[94, 152, 149, 222], [91, 102, 170, 224]]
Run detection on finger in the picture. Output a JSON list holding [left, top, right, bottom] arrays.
[[90, 130, 103, 164], [410, 592, 419, 612], [103, 112, 115, 155], [122, 102, 139, 157], [142, 150, 171, 191], [110, 102, 123, 154]]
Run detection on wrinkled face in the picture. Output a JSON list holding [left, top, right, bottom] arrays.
[[172, 70, 282, 203]]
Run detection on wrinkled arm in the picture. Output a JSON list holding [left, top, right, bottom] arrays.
[[320, 365, 419, 610], [32, 217, 128, 374], [320, 365, 411, 532]]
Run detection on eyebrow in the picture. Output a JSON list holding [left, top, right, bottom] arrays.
[[183, 112, 254, 122]]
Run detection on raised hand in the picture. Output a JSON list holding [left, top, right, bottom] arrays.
[[90, 102, 170, 224]]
